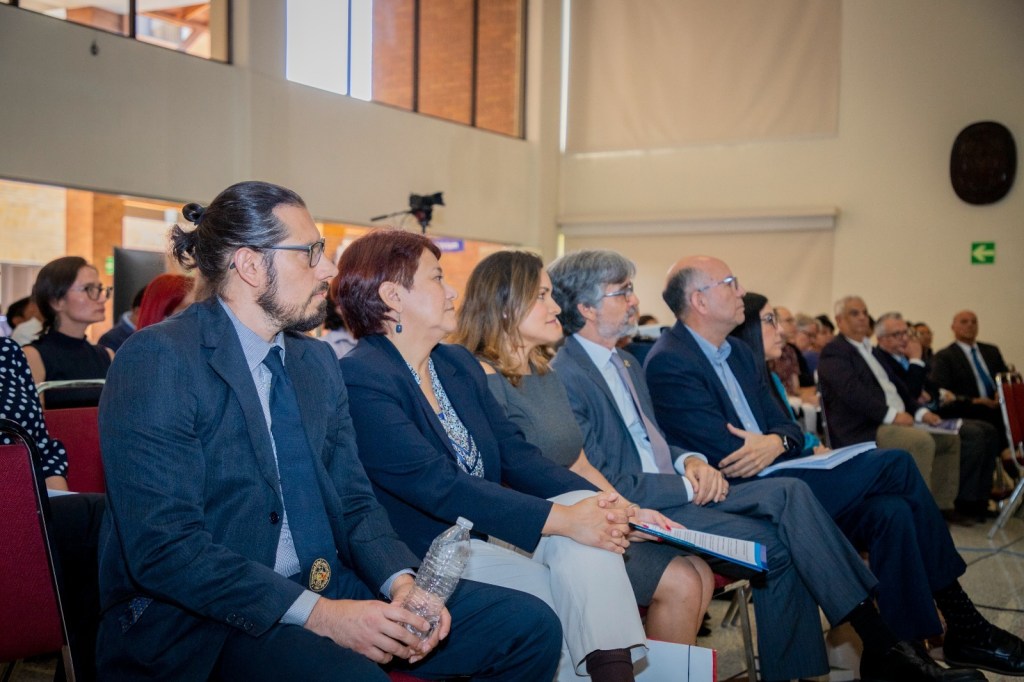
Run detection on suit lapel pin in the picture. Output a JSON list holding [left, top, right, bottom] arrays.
[[309, 558, 331, 592]]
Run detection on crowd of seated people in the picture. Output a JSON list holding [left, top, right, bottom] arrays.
[[3, 180, 1022, 682]]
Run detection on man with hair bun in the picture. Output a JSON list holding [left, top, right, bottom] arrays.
[[96, 180, 560, 681]]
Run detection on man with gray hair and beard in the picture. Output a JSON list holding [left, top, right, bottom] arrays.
[[548, 249, 987, 682]]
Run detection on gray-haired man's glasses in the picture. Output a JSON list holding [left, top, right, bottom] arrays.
[[602, 283, 635, 299], [696, 276, 739, 293]]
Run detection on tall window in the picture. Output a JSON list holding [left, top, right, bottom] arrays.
[[10, 1, 230, 62], [287, 0, 525, 138]]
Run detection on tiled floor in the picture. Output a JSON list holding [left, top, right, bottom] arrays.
[[8, 515, 1024, 681], [710, 512, 1024, 681]]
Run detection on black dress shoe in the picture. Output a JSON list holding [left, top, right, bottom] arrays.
[[860, 641, 985, 681], [945, 626, 1024, 675]]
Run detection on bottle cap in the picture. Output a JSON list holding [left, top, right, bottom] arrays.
[[456, 516, 473, 530]]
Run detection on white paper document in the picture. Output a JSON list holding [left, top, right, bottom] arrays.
[[630, 523, 767, 572], [757, 441, 876, 477]]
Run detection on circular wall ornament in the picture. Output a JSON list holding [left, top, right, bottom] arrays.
[[950, 121, 1016, 205]]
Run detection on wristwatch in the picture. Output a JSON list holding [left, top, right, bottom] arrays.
[[778, 434, 795, 453]]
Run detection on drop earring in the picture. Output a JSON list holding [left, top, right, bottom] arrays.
[[395, 313, 403, 334]]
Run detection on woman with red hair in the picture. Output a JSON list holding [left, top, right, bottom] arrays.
[[136, 273, 194, 330]]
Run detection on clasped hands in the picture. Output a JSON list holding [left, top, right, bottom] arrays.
[[304, 574, 448, 665]]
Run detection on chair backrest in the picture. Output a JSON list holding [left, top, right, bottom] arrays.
[[43, 406, 104, 494], [997, 372, 1023, 458], [0, 420, 69, 664], [36, 378, 105, 411]]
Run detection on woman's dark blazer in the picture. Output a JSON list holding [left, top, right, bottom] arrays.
[[341, 335, 595, 557]]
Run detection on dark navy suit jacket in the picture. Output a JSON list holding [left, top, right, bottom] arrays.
[[644, 321, 804, 469], [817, 334, 916, 446], [97, 298, 418, 678], [931, 341, 1008, 400], [873, 348, 933, 409], [341, 335, 594, 557]]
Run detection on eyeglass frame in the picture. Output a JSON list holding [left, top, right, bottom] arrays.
[[230, 238, 327, 269], [760, 312, 778, 328], [695, 275, 739, 293], [69, 284, 113, 301], [602, 283, 635, 299]]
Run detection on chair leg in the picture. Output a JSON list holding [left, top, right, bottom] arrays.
[[735, 584, 758, 682], [60, 645, 76, 682], [989, 478, 1024, 538], [1, 660, 18, 682], [722, 591, 740, 628]]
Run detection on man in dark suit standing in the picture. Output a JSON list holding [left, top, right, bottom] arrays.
[[96, 182, 560, 681], [548, 250, 986, 682], [642, 253, 1022, 678], [931, 310, 1010, 429], [873, 312, 999, 521]]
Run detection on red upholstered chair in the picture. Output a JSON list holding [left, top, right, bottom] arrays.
[[388, 671, 431, 681], [0, 419, 74, 680], [990, 372, 1024, 538], [43, 404, 105, 494]]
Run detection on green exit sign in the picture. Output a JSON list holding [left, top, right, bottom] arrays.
[[971, 242, 995, 265], [104, 256, 115, 275]]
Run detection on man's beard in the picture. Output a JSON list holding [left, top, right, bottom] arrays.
[[598, 308, 638, 341], [257, 260, 329, 333]]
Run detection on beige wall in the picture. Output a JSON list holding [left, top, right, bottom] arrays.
[[0, 1, 563, 253], [562, 0, 1024, 366]]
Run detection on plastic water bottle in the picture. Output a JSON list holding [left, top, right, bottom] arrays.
[[401, 517, 473, 639]]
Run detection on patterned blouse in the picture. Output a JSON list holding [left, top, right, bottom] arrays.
[[0, 336, 69, 478], [408, 357, 484, 477]]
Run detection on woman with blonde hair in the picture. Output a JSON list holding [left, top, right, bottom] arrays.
[[453, 250, 714, 645]]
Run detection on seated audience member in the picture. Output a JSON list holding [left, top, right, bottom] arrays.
[[98, 286, 144, 351], [96, 182, 561, 681], [24, 257, 114, 408], [930, 310, 1009, 430], [135, 273, 194, 330], [720, 288, 1021, 674], [8, 295, 44, 346], [320, 293, 358, 359], [1, 336, 105, 680], [913, 321, 936, 365], [772, 306, 815, 399], [5, 296, 31, 331], [547, 250, 976, 682], [637, 314, 659, 327], [874, 313, 999, 521], [817, 296, 962, 512], [815, 314, 836, 349], [454, 250, 714, 646], [795, 313, 822, 373], [335, 230, 647, 682], [731, 298, 824, 456]]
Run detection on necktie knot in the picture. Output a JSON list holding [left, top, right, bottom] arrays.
[[263, 346, 286, 377]]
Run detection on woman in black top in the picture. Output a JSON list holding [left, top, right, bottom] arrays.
[[24, 256, 113, 407]]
